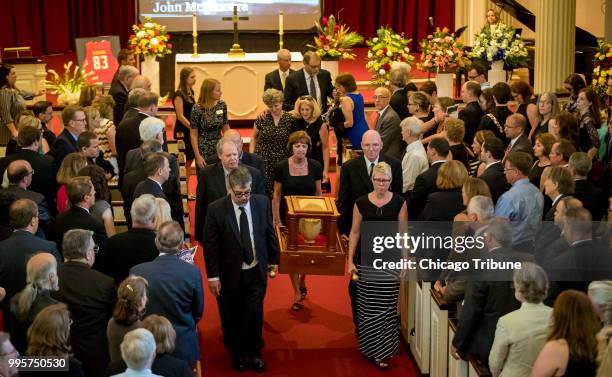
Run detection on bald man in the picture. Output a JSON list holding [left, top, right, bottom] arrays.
[[264, 49, 295, 92], [205, 129, 266, 177], [373, 87, 402, 160], [2, 160, 52, 237]]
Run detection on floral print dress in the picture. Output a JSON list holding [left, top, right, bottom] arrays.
[[189, 100, 228, 159]]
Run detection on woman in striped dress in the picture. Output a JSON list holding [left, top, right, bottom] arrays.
[[347, 162, 408, 370], [0, 64, 42, 144]]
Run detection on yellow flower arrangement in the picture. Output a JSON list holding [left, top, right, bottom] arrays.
[[128, 17, 172, 57], [307, 15, 363, 60], [592, 39, 612, 95]]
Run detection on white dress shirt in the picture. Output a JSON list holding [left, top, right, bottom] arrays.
[[303, 69, 321, 105], [232, 200, 258, 270], [401, 140, 428, 192]]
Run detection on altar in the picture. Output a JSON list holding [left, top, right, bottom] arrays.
[[175, 52, 303, 120]]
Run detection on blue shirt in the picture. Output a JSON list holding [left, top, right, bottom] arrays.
[[494, 178, 543, 246]]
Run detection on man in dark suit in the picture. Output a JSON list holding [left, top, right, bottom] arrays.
[[459, 81, 484, 144], [388, 64, 411, 120], [77, 131, 115, 177], [32, 100, 57, 147], [54, 177, 107, 270], [410, 138, 450, 220], [503, 113, 533, 162], [0, 199, 61, 329], [283, 51, 334, 111], [480, 137, 511, 203], [452, 218, 532, 363], [264, 49, 295, 92], [569, 152, 606, 221], [131, 221, 204, 366], [195, 138, 265, 242], [109, 65, 139, 123], [204, 166, 279, 372], [116, 91, 159, 187], [337, 130, 403, 236], [542, 166, 574, 221], [1, 160, 53, 238], [0, 126, 57, 211], [121, 88, 147, 125], [52, 105, 88, 166], [205, 129, 266, 178], [53, 229, 115, 377], [105, 194, 158, 284], [373, 87, 403, 160]]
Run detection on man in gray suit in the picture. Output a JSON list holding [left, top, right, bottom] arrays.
[[373, 87, 402, 160], [503, 114, 533, 162]]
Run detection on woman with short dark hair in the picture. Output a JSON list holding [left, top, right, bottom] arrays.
[[334, 72, 368, 156]]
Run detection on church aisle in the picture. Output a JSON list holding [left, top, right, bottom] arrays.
[[188, 178, 418, 377]]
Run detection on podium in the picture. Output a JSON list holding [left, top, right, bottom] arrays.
[[276, 196, 346, 275]]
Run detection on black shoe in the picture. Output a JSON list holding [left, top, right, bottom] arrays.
[[232, 357, 247, 372], [249, 357, 266, 373]]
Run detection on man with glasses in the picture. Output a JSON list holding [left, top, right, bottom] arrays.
[[55, 228, 116, 377], [502, 114, 533, 161], [495, 152, 544, 253], [2, 160, 52, 237], [54, 176, 108, 271], [52, 105, 88, 166], [467, 61, 489, 89], [283, 51, 334, 111], [203, 166, 279, 372], [373, 87, 402, 160]]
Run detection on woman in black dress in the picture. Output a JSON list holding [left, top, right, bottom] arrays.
[[576, 88, 602, 159], [273, 131, 322, 310], [510, 80, 537, 136], [173, 67, 196, 174], [529, 133, 555, 188], [347, 162, 408, 370], [420, 160, 468, 221], [529, 92, 559, 143], [291, 96, 330, 188], [562, 73, 587, 114]]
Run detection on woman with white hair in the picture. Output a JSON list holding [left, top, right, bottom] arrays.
[[112, 328, 161, 377], [589, 281, 612, 326], [400, 116, 428, 195]]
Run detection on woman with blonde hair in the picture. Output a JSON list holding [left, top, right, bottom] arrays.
[[529, 92, 560, 143], [153, 198, 172, 231], [453, 177, 492, 223], [56, 153, 88, 213], [189, 78, 230, 168], [25, 303, 86, 376], [107, 276, 148, 364], [530, 290, 599, 377], [421, 160, 469, 221], [84, 105, 117, 174]]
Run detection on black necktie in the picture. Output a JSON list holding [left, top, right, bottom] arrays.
[[309, 75, 317, 101], [239, 207, 254, 264], [369, 162, 375, 178]]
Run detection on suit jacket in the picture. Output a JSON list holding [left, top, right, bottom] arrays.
[[459, 101, 484, 144], [0, 149, 57, 212], [389, 88, 410, 120], [51, 128, 79, 167], [410, 161, 444, 220], [133, 178, 166, 200], [205, 151, 266, 179], [479, 161, 511, 204], [194, 163, 265, 241], [573, 179, 606, 221], [204, 194, 280, 289], [376, 106, 403, 161], [0, 230, 60, 303], [54, 206, 108, 270], [508, 134, 533, 156], [121, 168, 147, 224], [133, 177, 184, 227], [283, 68, 334, 111], [105, 228, 158, 284], [116, 112, 149, 185], [264, 68, 295, 92], [420, 189, 465, 221], [54, 261, 115, 377], [131, 255, 204, 364], [108, 80, 128, 124], [337, 154, 403, 235], [452, 247, 531, 362], [544, 194, 567, 221]]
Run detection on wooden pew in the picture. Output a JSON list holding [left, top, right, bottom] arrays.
[[399, 281, 416, 344], [430, 288, 455, 377], [410, 281, 431, 374], [448, 318, 468, 377]]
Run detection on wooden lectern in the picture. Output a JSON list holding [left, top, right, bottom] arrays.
[[277, 196, 346, 275]]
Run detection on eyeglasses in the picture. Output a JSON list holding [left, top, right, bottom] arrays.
[[373, 178, 391, 183], [373, 95, 389, 100], [503, 167, 517, 173], [89, 244, 99, 254], [232, 189, 251, 198]]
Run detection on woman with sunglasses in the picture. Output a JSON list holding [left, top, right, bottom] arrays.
[[347, 162, 407, 370], [273, 131, 322, 310], [291, 96, 330, 190]]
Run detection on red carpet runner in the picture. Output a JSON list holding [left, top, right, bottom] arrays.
[[188, 182, 418, 377]]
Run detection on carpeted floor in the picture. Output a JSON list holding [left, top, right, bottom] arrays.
[[187, 180, 418, 377]]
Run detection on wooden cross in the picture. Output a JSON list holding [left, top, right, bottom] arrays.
[[222, 5, 249, 56]]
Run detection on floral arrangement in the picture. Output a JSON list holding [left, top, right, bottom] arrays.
[[128, 17, 172, 57], [307, 15, 363, 60], [45, 61, 100, 105], [592, 39, 612, 94], [417, 27, 470, 73], [365, 27, 414, 86], [469, 21, 529, 68]]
